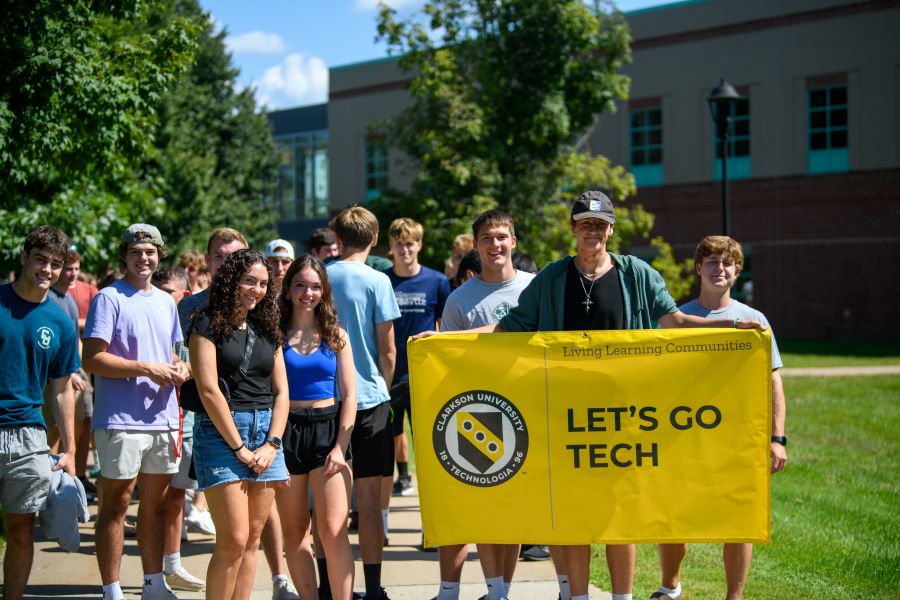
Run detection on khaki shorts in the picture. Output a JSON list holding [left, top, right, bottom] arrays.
[[94, 429, 180, 480], [0, 427, 51, 514]]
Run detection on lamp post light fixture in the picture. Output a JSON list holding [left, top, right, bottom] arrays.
[[707, 78, 742, 237]]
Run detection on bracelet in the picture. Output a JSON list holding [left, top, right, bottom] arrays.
[[230, 442, 245, 454]]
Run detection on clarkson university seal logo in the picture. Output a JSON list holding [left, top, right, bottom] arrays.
[[432, 390, 528, 487]]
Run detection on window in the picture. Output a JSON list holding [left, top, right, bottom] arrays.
[[273, 131, 329, 219], [807, 84, 848, 174], [365, 141, 388, 202], [630, 105, 663, 187], [714, 96, 751, 181]]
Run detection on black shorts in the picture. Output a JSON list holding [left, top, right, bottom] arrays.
[[389, 381, 411, 437], [350, 402, 393, 479], [283, 404, 351, 475]]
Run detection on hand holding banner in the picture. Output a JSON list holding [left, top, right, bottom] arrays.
[[409, 328, 772, 546]]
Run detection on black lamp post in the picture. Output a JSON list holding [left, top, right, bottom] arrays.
[[707, 78, 742, 236]]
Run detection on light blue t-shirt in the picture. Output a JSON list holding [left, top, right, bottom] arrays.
[[442, 271, 535, 331], [679, 298, 783, 370], [84, 279, 183, 430], [326, 261, 401, 409]]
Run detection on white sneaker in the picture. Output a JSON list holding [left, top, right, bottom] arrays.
[[141, 584, 179, 599], [185, 509, 216, 535], [273, 578, 301, 600], [166, 566, 206, 592]]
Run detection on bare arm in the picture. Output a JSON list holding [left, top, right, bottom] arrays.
[[375, 320, 397, 388], [325, 330, 357, 476], [412, 322, 499, 341], [658, 310, 766, 330], [82, 337, 185, 386], [48, 375, 76, 476], [770, 369, 787, 473]]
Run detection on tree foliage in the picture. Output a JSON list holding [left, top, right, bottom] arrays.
[[373, 0, 691, 298], [0, 0, 278, 277]]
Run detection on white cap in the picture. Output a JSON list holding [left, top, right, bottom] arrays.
[[264, 239, 295, 260]]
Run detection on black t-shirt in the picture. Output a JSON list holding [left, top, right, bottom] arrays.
[[563, 261, 625, 331], [189, 314, 277, 410]]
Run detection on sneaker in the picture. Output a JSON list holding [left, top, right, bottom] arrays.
[[185, 509, 216, 535], [166, 567, 205, 592], [391, 477, 414, 497], [273, 578, 301, 600], [141, 586, 179, 600], [364, 587, 391, 600], [650, 591, 683, 600], [348, 511, 359, 531], [521, 544, 551, 561]]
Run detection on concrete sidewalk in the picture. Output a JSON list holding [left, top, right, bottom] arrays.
[[22, 482, 609, 599]]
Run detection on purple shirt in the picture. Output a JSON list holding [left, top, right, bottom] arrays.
[[84, 279, 182, 431]]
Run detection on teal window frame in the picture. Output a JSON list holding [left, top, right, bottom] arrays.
[[714, 96, 751, 181], [630, 106, 663, 187], [365, 141, 389, 202], [807, 84, 848, 174]]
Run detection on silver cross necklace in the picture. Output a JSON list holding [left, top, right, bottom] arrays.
[[576, 264, 600, 314]]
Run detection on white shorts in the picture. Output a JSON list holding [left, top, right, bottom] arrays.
[[94, 429, 180, 479]]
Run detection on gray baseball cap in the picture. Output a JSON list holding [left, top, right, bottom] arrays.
[[571, 190, 616, 225], [122, 224, 165, 247]]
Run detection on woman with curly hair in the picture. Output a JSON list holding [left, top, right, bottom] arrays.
[[275, 255, 356, 600], [188, 249, 289, 600]]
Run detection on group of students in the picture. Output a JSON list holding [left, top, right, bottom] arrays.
[[0, 188, 787, 600]]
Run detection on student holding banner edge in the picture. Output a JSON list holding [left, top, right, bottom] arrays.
[[650, 235, 787, 600], [416, 190, 766, 600]]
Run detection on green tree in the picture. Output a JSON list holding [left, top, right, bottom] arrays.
[[373, 0, 692, 298], [0, 0, 198, 276]]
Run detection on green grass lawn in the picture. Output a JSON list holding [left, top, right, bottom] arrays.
[[780, 339, 900, 368], [589, 375, 900, 599]]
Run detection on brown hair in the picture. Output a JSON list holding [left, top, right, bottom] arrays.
[[451, 233, 474, 255], [331, 206, 378, 251], [693, 235, 745, 276], [279, 255, 345, 353], [388, 218, 424, 243], [472, 209, 515, 239], [309, 227, 336, 252], [178, 250, 206, 270], [66, 249, 81, 266], [23, 226, 69, 262], [206, 228, 248, 255]]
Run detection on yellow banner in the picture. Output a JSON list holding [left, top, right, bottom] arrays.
[[409, 328, 772, 545]]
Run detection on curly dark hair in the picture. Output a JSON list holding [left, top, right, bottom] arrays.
[[279, 255, 345, 352], [204, 249, 283, 346]]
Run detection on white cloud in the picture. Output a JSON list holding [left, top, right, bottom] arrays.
[[252, 53, 328, 109], [354, 0, 422, 12], [226, 31, 288, 55]]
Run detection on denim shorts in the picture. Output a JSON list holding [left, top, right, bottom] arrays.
[[192, 408, 288, 491]]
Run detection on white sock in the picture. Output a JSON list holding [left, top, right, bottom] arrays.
[[557, 575, 571, 600], [611, 594, 633, 600], [658, 583, 682, 597], [142, 572, 170, 599], [504, 580, 511, 596], [572, 594, 589, 600], [102, 582, 124, 600], [163, 551, 181, 575], [381, 508, 389, 534], [273, 574, 289, 585], [436, 580, 460, 600], [485, 575, 504, 600]]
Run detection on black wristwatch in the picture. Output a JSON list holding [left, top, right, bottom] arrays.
[[266, 436, 282, 449], [771, 435, 787, 446]]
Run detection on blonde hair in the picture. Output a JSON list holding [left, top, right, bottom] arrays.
[[388, 218, 424, 243], [331, 206, 379, 250], [451, 233, 474, 255], [206, 227, 248, 254]]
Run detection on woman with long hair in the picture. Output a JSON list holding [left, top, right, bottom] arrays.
[[276, 255, 356, 600], [188, 249, 289, 600]]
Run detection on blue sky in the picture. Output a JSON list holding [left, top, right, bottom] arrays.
[[199, 0, 673, 110]]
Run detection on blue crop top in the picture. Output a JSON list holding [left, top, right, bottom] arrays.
[[284, 339, 337, 401]]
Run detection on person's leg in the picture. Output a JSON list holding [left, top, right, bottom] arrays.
[[723, 543, 752, 600], [312, 465, 354, 600], [380, 475, 392, 540], [95, 476, 138, 585], [562, 545, 591, 598], [3, 512, 37, 600], [476, 543, 507, 599], [163, 486, 186, 556], [74, 417, 92, 478], [135, 472, 171, 576], [653, 544, 686, 598], [233, 482, 278, 600], [261, 505, 290, 579], [277, 475, 317, 600], [205, 481, 252, 600], [549, 546, 570, 600], [502, 544, 520, 593], [605, 544, 635, 597], [435, 545, 468, 600], [356, 474, 385, 594]]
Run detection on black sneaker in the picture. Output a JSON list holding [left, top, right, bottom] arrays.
[[391, 476, 414, 497], [365, 588, 390, 600], [348, 511, 359, 531]]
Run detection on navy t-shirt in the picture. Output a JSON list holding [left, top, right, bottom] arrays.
[[385, 266, 451, 383], [0, 284, 81, 428]]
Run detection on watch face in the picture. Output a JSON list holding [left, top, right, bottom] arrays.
[[268, 436, 282, 448]]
